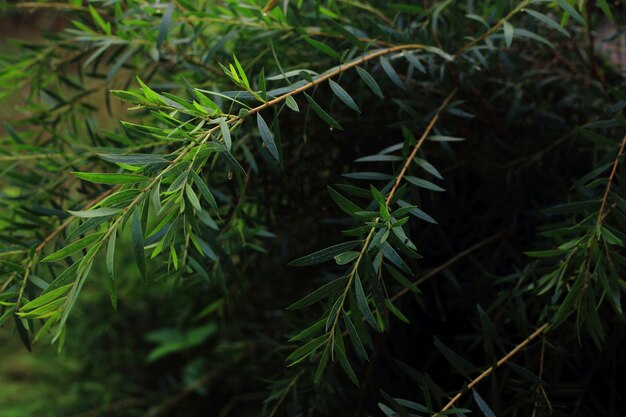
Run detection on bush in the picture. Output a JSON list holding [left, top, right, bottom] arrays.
[[1, 1, 625, 416]]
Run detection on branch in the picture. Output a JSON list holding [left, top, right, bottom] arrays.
[[598, 133, 626, 224], [433, 323, 549, 416], [390, 230, 507, 303]]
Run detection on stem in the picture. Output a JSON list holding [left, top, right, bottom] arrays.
[[389, 230, 506, 302], [433, 323, 549, 416], [453, 0, 531, 57], [598, 133, 626, 224]]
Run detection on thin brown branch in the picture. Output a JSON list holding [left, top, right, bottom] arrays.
[[267, 371, 304, 417], [143, 349, 253, 417], [248, 44, 429, 117], [433, 323, 549, 416], [385, 88, 458, 207], [598, 133, 626, 224], [390, 230, 507, 302]]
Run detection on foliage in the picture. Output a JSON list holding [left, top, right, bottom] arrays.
[[0, 0, 625, 416]]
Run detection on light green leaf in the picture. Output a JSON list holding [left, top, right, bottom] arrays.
[[503, 21, 514, 48], [67, 207, 122, 218], [72, 172, 149, 184], [42, 233, 104, 262]]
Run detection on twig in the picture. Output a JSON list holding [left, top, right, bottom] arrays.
[[598, 133, 626, 224], [267, 371, 304, 417], [433, 323, 549, 416], [248, 44, 430, 117], [143, 349, 253, 417], [390, 230, 506, 302], [385, 89, 458, 207]]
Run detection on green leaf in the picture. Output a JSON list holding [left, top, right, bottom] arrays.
[[157, 3, 174, 48], [67, 207, 122, 218], [190, 171, 218, 211], [334, 336, 359, 385], [106, 226, 117, 310], [472, 390, 497, 417], [219, 118, 232, 150], [335, 251, 360, 265], [132, 210, 147, 282], [98, 153, 168, 165], [405, 176, 445, 192], [289, 240, 362, 267], [502, 21, 514, 48], [329, 79, 360, 113], [355, 273, 378, 330], [303, 37, 341, 60], [413, 157, 443, 179], [42, 233, 104, 262], [286, 334, 327, 365], [356, 66, 384, 98], [304, 93, 343, 130], [343, 313, 368, 360], [524, 10, 570, 37], [185, 184, 202, 211], [328, 186, 362, 216], [379, 56, 405, 90], [257, 114, 280, 161], [88, 5, 110, 34], [596, 0, 614, 19], [554, 0, 586, 26], [384, 299, 410, 324], [72, 172, 149, 185], [380, 242, 413, 274], [287, 277, 348, 310], [433, 337, 478, 379], [232, 54, 250, 89], [285, 96, 299, 112], [20, 284, 72, 312]]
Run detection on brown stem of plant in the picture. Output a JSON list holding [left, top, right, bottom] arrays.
[[390, 230, 507, 302], [385, 88, 457, 207], [143, 348, 253, 417], [267, 371, 304, 417], [598, 133, 626, 224], [433, 322, 549, 416], [248, 43, 429, 117]]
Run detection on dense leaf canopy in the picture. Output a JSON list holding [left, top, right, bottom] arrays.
[[0, 1, 625, 416]]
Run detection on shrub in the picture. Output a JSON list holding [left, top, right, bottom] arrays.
[[0, 1, 625, 416]]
